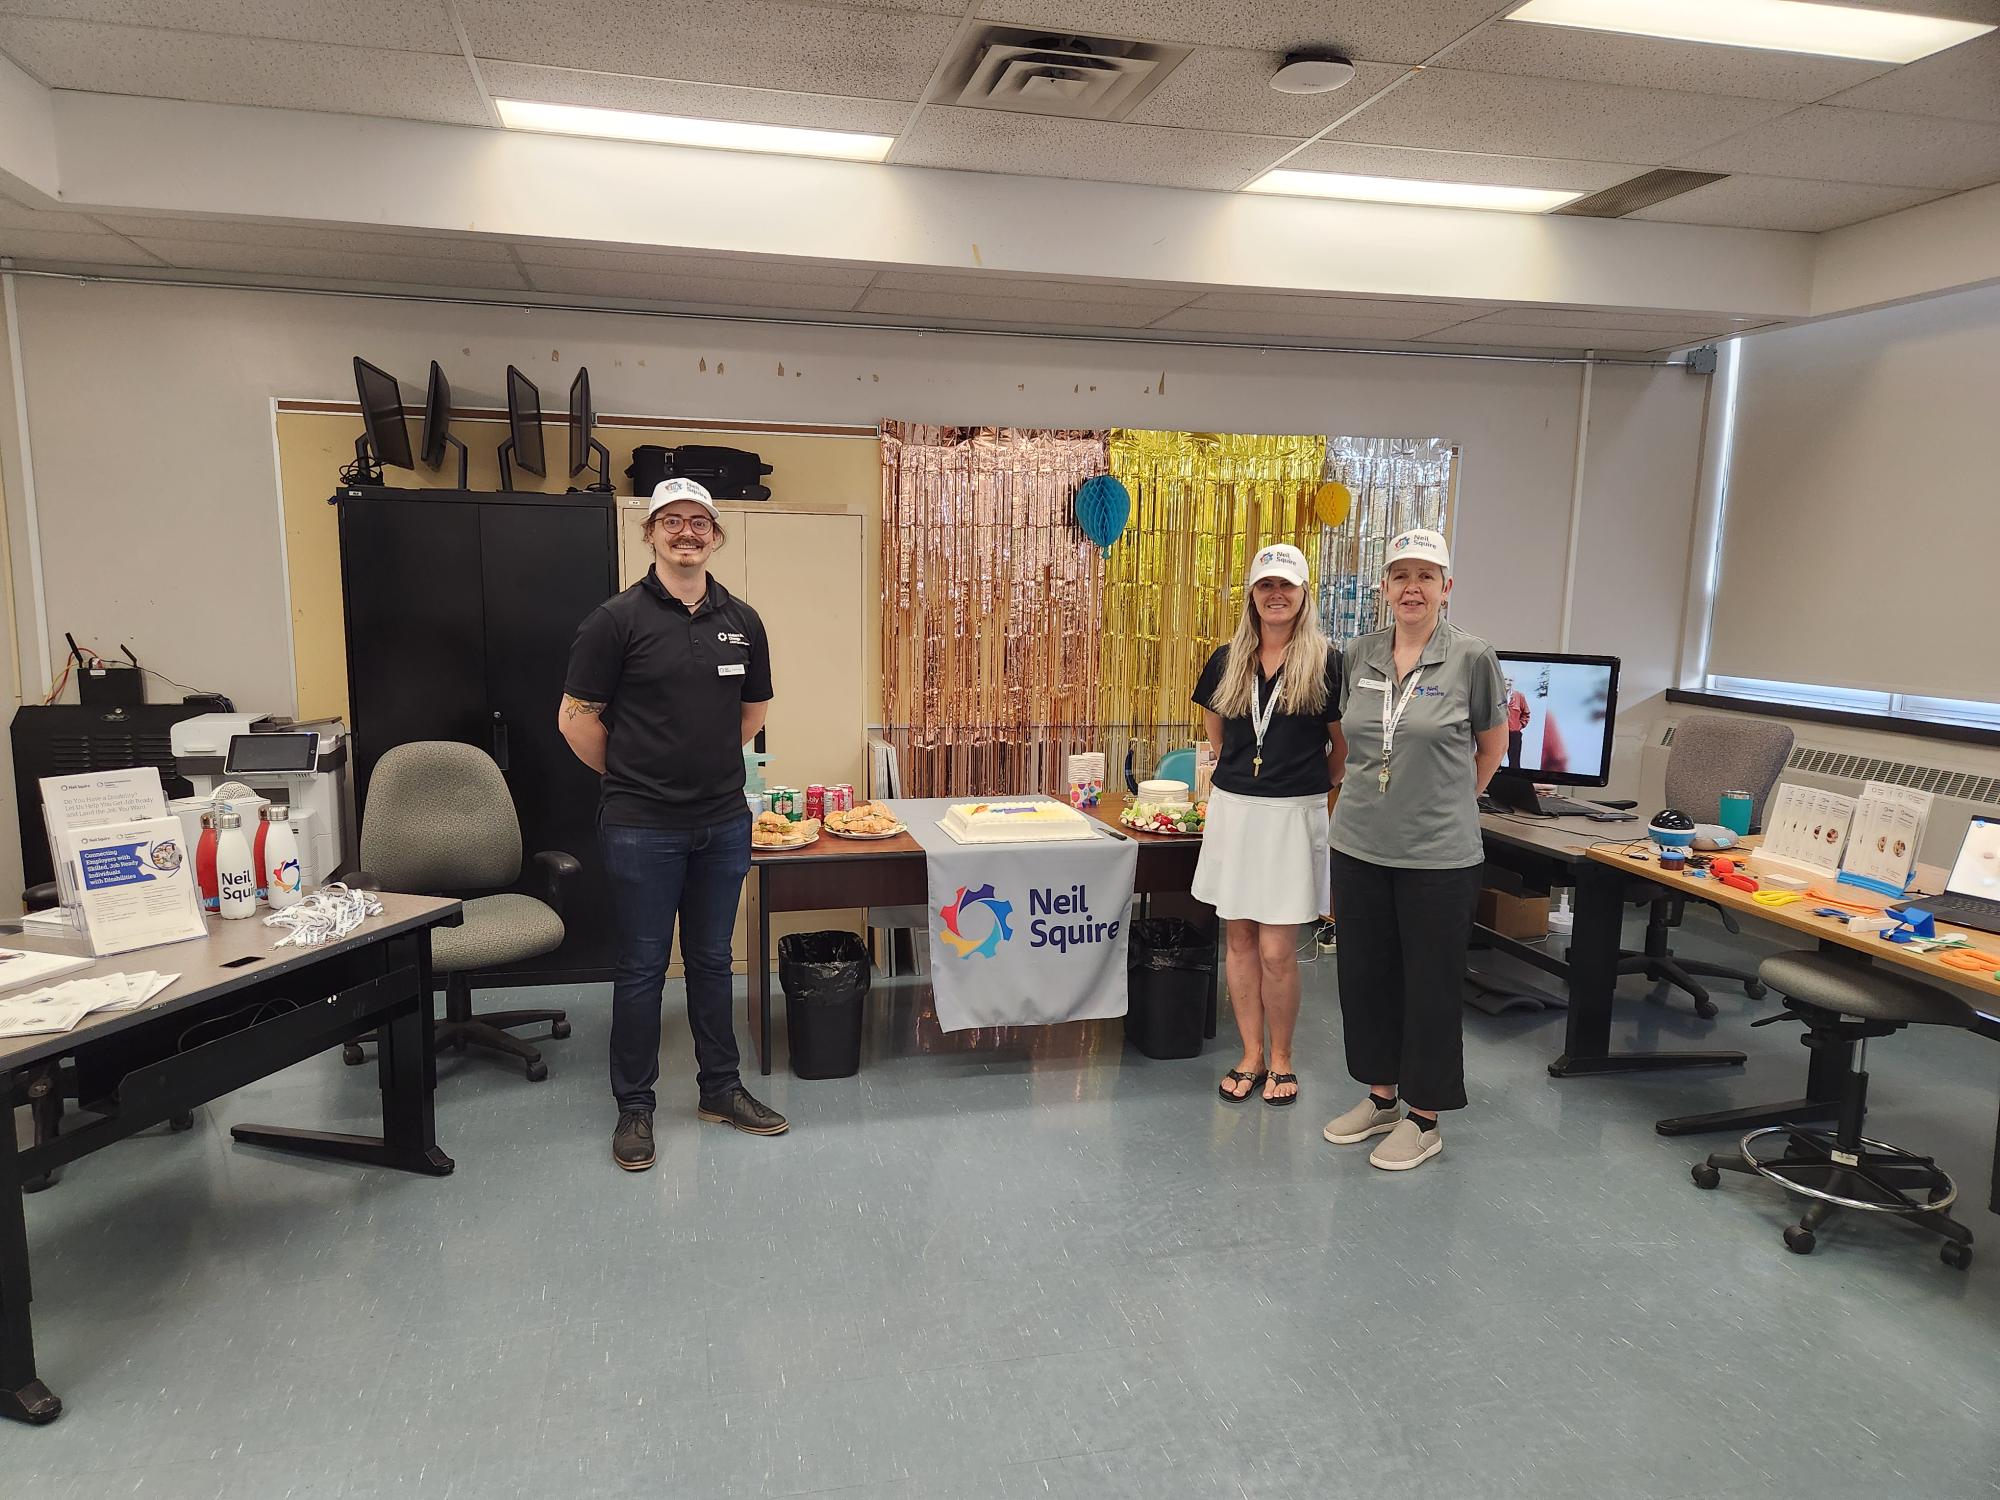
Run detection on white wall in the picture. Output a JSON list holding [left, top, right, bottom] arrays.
[[7, 278, 1707, 787]]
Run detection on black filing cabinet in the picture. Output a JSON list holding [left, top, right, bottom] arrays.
[[334, 488, 616, 978]]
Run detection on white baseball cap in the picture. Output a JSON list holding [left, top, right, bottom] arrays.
[[1247, 543, 1310, 588], [1385, 527, 1450, 572], [647, 477, 718, 520]]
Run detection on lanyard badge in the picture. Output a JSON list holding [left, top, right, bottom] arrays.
[[1380, 667, 1424, 793], [1250, 670, 1282, 777]]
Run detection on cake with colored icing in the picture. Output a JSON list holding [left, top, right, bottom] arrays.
[[939, 799, 1097, 844]]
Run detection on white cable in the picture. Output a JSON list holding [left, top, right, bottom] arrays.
[[262, 884, 381, 946]]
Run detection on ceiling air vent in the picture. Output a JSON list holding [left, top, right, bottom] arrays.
[[1555, 169, 1728, 218], [939, 26, 1192, 122]]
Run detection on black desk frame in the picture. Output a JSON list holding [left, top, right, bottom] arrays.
[[1, 921, 456, 1426]]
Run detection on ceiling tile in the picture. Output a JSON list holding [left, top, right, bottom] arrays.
[[869, 269, 1192, 308], [1831, 1, 2000, 21], [1423, 320, 1714, 351], [0, 20, 490, 123], [0, 227, 163, 263], [1625, 174, 1949, 232], [524, 264, 867, 309], [893, 107, 1293, 188], [1282, 140, 1638, 193], [477, 62, 911, 132], [977, 1, 1516, 65], [1330, 68, 1791, 163], [1483, 307, 1761, 331], [93, 217, 521, 259], [1441, 21, 1890, 103], [511, 243, 875, 284], [1675, 105, 2000, 189], [0, 194, 110, 231], [129, 241, 531, 287], [1817, 32, 2000, 124], [1186, 289, 1477, 319], [1148, 306, 1467, 340], [853, 287, 1167, 327], [457, 0, 960, 100], [1124, 49, 1406, 136], [0, 0, 460, 53]]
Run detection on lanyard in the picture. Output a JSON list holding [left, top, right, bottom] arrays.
[[1379, 666, 1425, 793], [1250, 669, 1282, 777]]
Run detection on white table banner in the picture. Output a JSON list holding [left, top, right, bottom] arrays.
[[888, 798, 1138, 1033]]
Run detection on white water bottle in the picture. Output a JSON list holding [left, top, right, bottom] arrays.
[[214, 810, 258, 920], [260, 804, 304, 910]]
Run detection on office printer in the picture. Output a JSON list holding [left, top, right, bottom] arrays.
[[169, 714, 355, 889]]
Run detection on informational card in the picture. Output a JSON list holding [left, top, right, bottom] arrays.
[[71, 817, 207, 957], [1756, 784, 1852, 874], [1842, 782, 1932, 890], [41, 767, 169, 922]]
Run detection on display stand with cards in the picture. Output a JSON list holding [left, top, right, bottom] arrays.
[[38, 767, 207, 957]]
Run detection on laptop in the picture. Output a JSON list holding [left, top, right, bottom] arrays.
[[1898, 818, 2000, 936]]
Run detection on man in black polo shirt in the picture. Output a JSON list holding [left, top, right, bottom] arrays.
[[560, 477, 788, 1171]]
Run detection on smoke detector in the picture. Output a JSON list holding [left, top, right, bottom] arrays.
[[1270, 50, 1356, 94]]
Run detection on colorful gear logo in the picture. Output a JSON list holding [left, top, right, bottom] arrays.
[[936, 882, 1014, 959]]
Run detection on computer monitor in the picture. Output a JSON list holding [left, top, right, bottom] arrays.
[[567, 367, 612, 492], [351, 357, 413, 481], [1486, 651, 1621, 815], [498, 365, 545, 490], [416, 360, 467, 489]]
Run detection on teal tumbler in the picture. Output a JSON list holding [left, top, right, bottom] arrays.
[[1718, 789, 1753, 837]]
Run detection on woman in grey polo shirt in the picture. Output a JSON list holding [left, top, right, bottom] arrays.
[[1321, 528, 1507, 1171]]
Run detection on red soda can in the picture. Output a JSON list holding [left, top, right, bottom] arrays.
[[806, 784, 826, 820], [832, 784, 855, 813]]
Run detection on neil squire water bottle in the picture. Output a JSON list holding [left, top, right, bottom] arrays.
[[260, 804, 304, 910], [214, 810, 258, 920]]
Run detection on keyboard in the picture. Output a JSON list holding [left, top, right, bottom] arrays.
[[1907, 892, 2000, 937], [1538, 795, 1627, 818]]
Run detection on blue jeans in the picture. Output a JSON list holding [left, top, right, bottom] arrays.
[[601, 816, 752, 1112]]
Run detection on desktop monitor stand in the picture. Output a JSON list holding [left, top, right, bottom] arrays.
[[1483, 775, 1559, 816]]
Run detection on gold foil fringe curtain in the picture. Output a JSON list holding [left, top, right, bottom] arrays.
[[1099, 431, 1325, 786], [880, 423, 1108, 798]]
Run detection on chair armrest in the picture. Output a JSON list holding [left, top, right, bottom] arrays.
[[22, 882, 58, 912], [333, 868, 383, 891], [533, 851, 582, 916]]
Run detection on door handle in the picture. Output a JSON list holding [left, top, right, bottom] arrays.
[[491, 711, 510, 772]]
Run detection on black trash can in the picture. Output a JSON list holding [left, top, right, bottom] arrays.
[[780, 930, 872, 1080], [1125, 918, 1213, 1059]]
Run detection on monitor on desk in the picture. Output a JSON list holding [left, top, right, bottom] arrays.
[[1485, 652, 1621, 816]]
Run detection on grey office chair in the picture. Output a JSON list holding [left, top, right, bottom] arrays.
[[340, 742, 577, 1082], [1619, 714, 1794, 1018]]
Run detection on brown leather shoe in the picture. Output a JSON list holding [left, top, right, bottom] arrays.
[[697, 1086, 789, 1136]]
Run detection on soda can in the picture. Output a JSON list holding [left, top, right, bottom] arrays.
[[774, 788, 797, 820], [832, 784, 855, 813], [806, 784, 826, 820]]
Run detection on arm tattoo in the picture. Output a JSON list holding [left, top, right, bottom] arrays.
[[562, 696, 606, 722]]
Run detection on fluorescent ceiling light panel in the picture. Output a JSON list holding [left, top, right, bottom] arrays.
[[1505, 0, 1993, 64], [1246, 169, 1584, 213], [495, 99, 894, 162]]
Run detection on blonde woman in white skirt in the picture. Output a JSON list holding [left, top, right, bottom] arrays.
[[1191, 543, 1343, 1107]]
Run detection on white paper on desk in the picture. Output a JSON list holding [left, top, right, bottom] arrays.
[[0, 946, 92, 993], [73, 970, 177, 1013], [71, 817, 207, 957], [0, 990, 97, 1037]]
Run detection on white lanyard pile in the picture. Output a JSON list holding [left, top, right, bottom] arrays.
[[1250, 670, 1282, 777], [263, 884, 383, 947], [1379, 668, 1426, 793]]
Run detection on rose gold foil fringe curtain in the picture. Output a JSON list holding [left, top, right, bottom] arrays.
[[879, 422, 1109, 797], [1099, 430, 1326, 784]]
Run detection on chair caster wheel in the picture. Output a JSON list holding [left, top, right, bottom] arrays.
[[342, 1043, 366, 1066], [169, 1113, 194, 1132], [1941, 1241, 1972, 1270], [1745, 979, 1768, 1000], [1694, 998, 1718, 1020], [550, 1020, 572, 1040], [525, 1059, 549, 1083], [1783, 1226, 1816, 1255], [1691, 1163, 1720, 1189]]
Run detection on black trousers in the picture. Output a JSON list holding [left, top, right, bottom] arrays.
[[1331, 848, 1483, 1112]]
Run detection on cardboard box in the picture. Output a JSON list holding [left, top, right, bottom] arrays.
[[1477, 887, 1550, 940]]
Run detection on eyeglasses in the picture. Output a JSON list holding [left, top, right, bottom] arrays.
[[654, 514, 714, 537]]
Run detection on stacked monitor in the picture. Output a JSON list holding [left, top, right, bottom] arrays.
[[351, 357, 412, 484], [568, 368, 613, 492], [1484, 652, 1621, 815], [417, 360, 467, 489], [498, 365, 545, 492]]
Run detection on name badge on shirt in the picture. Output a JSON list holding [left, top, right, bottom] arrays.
[[718, 663, 746, 676], [1356, 677, 1389, 691]]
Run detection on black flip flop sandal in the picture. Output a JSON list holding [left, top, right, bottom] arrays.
[[1264, 1073, 1299, 1107], [1218, 1069, 1267, 1102]]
